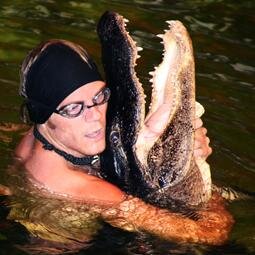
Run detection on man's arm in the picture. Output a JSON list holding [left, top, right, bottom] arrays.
[[100, 192, 234, 245]]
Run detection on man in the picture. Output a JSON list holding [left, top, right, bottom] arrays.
[[9, 39, 233, 251]]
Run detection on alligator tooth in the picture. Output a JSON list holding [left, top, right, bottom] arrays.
[[137, 47, 143, 51], [156, 34, 164, 38], [123, 18, 129, 23], [166, 20, 172, 24], [149, 71, 154, 76], [137, 54, 141, 59], [149, 78, 153, 82], [164, 29, 168, 33]]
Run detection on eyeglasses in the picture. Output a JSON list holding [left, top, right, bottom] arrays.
[[54, 87, 111, 118]]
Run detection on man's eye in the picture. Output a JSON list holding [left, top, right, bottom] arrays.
[[93, 88, 110, 105], [94, 93, 105, 104], [65, 104, 83, 115]]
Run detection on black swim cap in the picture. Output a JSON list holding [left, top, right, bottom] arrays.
[[22, 42, 103, 124]]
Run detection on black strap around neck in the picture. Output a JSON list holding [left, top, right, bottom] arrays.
[[33, 126, 100, 167]]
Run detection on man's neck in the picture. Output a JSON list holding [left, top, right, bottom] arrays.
[[34, 125, 99, 167]]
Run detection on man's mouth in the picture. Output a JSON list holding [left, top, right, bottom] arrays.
[[85, 128, 104, 140]]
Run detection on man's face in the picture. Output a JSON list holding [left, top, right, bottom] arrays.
[[45, 81, 107, 156]]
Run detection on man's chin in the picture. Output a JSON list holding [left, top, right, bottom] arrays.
[[81, 143, 106, 156]]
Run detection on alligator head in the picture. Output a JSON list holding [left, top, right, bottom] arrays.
[[97, 11, 211, 208]]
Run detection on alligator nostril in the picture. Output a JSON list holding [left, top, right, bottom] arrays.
[[158, 176, 167, 188]]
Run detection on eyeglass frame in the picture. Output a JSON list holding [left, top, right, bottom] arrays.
[[54, 86, 111, 118]]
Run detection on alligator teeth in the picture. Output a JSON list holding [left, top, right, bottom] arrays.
[[156, 34, 164, 38], [137, 47, 143, 51]]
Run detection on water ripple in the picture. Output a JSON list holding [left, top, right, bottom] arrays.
[[231, 63, 255, 74], [184, 15, 216, 30]]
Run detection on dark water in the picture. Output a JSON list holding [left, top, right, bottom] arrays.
[[0, 0, 254, 254]]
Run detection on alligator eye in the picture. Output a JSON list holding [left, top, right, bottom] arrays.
[[110, 131, 120, 147]]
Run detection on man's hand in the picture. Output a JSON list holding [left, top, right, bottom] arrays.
[[194, 117, 212, 160]]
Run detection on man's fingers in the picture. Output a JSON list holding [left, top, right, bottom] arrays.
[[195, 127, 208, 140], [194, 118, 203, 129], [194, 146, 212, 159], [194, 127, 212, 159]]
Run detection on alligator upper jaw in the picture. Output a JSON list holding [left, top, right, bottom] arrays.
[[97, 11, 146, 185], [97, 10, 145, 136]]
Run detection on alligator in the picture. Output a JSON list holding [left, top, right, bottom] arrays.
[[97, 11, 212, 209]]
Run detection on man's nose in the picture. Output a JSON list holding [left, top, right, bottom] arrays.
[[84, 105, 101, 121]]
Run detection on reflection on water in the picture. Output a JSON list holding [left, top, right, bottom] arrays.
[[0, 0, 254, 254]]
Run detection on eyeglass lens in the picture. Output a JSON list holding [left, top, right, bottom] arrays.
[[56, 87, 110, 118]]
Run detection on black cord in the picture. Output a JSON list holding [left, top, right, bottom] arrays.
[[33, 126, 99, 166]]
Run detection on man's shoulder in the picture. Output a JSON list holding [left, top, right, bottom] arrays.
[[14, 128, 34, 161], [64, 170, 125, 204]]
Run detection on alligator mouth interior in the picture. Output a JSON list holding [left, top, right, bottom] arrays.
[[135, 31, 181, 168]]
